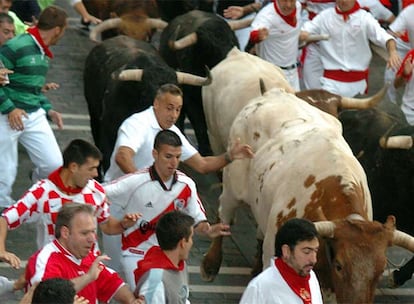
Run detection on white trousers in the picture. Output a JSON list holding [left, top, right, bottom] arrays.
[[302, 43, 323, 90], [0, 108, 62, 207]]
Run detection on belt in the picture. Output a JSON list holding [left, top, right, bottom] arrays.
[[279, 62, 300, 70]]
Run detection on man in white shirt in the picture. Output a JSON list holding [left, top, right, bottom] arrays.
[[240, 218, 323, 304], [300, 0, 400, 97], [105, 130, 231, 289]]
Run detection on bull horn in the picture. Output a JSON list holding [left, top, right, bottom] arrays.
[[117, 69, 144, 81], [227, 18, 253, 31], [146, 18, 168, 30], [176, 67, 212, 86], [169, 32, 198, 50], [314, 221, 336, 238], [340, 84, 389, 109], [393, 230, 414, 252], [379, 135, 414, 149], [89, 18, 122, 43]]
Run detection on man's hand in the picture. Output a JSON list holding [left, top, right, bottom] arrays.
[[87, 255, 110, 282], [0, 68, 12, 85], [257, 27, 269, 41], [8, 108, 28, 131], [42, 82, 60, 93], [228, 137, 254, 161], [121, 213, 142, 230], [0, 250, 22, 269], [48, 109, 64, 130], [223, 6, 244, 19], [74, 295, 90, 304], [206, 223, 231, 238]]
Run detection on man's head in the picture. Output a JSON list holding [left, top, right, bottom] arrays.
[[0, 12, 13, 45], [32, 278, 76, 304], [153, 83, 183, 130], [55, 203, 97, 259], [156, 210, 195, 261], [336, 0, 357, 12], [37, 5, 68, 46], [0, 0, 11, 13], [275, 218, 319, 277], [276, 0, 297, 15], [63, 139, 102, 188], [152, 130, 182, 182]]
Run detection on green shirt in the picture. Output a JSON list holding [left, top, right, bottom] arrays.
[[0, 33, 51, 114]]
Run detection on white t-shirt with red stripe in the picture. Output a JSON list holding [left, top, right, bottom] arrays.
[[104, 166, 207, 258], [2, 177, 109, 249], [26, 240, 124, 304]]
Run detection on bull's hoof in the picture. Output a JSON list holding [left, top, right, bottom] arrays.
[[390, 269, 409, 288], [200, 253, 222, 282]]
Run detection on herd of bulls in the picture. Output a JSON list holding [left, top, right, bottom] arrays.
[[81, 1, 414, 303]]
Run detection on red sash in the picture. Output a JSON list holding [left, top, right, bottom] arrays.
[[323, 69, 369, 82], [275, 258, 312, 304]]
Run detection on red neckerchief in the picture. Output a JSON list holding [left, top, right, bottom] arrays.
[[134, 246, 184, 283], [273, 0, 297, 27], [275, 258, 312, 304], [48, 167, 83, 195], [27, 26, 54, 59], [335, 2, 361, 21]]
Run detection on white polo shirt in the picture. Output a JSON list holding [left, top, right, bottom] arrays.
[[104, 106, 198, 182]]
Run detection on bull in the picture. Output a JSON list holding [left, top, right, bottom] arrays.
[[159, 10, 247, 155], [83, 35, 210, 173], [339, 108, 414, 287], [202, 47, 388, 155], [200, 88, 414, 303]]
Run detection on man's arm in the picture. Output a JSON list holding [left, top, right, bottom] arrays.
[[71, 0, 102, 25], [184, 138, 254, 174], [394, 53, 413, 88], [115, 146, 138, 174], [99, 214, 141, 235], [71, 255, 109, 292], [194, 221, 231, 238], [0, 217, 21, 269], [385, 38, 401, 70]]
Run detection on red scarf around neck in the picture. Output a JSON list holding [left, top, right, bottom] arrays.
[[27, 26, 54, 59], [335, 1, 361, 21], [48, 167, 83, 195], [273, 0, 297, 27], [275, 258, 312, 304]]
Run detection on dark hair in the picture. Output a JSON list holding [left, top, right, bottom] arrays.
[[155, 83, 183, 99], [153, 130, 182, 151], [37, 5, 67, 30], [32, 278, 76, 304], [55, 203, 94, 238], [62, 139, 102, 168], [0, 12, 13, 24], [156, 210, 194, 251], [274, 218, 318, 257]]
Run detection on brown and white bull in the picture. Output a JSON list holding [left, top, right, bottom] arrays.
[[202, 47, 387, 155], [200, 88, 414, 303]]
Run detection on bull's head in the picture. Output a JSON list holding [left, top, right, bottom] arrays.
[[314, 215, 414, 303]]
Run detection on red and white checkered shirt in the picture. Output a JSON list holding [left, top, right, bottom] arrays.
[[2, 177, 109, 249]]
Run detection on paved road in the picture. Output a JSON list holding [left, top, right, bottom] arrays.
[[1, 1, 414, 303]]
